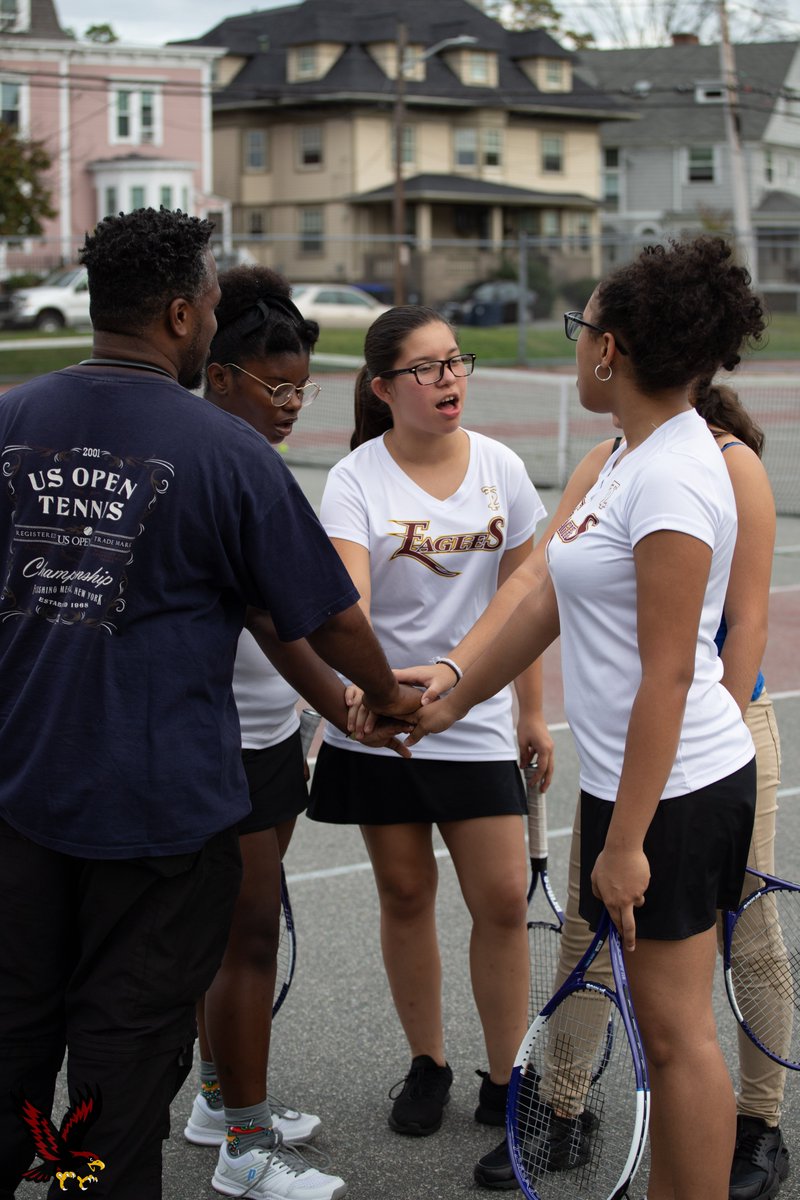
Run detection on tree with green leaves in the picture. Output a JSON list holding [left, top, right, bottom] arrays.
[[485, 0, 594, 49], [0, 123, 56, 238], [84, 23, 119, 44]]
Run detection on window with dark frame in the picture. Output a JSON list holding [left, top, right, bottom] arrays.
[[688, 146, 715, 182], [542, 135, 563, 173]]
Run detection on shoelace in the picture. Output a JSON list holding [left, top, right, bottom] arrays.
[[236, 1131, 333, 1199], [266, 1092, 299, 1119], [736, 1126, 772, 1165], [389, 1061, 441, 1101]]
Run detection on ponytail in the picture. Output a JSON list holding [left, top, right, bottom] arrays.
[[692, 378, 765, 457], [351, 366, 393, 450]]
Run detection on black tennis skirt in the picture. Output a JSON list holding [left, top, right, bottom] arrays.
[[307, 742, 526, 825], [579, 757, 757, 940], [238, 730, 309, 835]]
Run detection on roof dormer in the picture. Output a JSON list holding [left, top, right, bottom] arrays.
[[518, 56, 573, 92], [286, 41, 344, 83], [445, 47, 498, 88]]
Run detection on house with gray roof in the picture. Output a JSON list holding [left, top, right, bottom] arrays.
[[0, 0, 223, 277], [577, 37, 800, 301], [178, 0, 631, 306]]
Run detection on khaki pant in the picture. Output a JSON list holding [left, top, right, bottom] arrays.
[[546, 691, 784, 1123]]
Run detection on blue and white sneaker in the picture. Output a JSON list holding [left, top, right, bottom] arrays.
[[212, 1136, 346, 1199]]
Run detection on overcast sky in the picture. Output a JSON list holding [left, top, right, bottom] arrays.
[[59, 0, 800, 47], [59, 1, 288, 46]]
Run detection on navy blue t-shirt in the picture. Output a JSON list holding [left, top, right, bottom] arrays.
[[0, 368, 358, 858]]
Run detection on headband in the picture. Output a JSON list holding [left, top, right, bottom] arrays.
[[217, 293, 306, 336]]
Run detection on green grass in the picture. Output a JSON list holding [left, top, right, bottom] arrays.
[[0, 310, 797, 381], [317, 312, 800, 365], [314, 323, 570, 364]]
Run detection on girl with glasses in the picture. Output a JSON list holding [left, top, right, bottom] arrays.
[[307, 305, 554, 1189], [403, 238, 766, 1200], [188, 267, 410, 1200]]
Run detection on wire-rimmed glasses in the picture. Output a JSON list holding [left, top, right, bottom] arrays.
[[224, 363, 320, 407]]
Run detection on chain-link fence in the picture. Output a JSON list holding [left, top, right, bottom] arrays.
[[4, 228, 800, 315], [288, 360, 800, 516]]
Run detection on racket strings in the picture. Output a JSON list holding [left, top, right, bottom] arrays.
[[529, 924, 564, 1022], [729, 887, 799, 1067], [273, 875, 296, 1018], [510, 986, 643, 1199]]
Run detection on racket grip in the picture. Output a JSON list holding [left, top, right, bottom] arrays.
[[299, 708, 322, 759], [525, 766, 548, 860]]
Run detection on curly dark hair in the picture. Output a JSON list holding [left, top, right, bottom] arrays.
[[592, 237, 765, 395], [207, 265, 319, 367], [352, 306, 454, 449], [692, 380, 765, 457], [80, 207, 215, 336]]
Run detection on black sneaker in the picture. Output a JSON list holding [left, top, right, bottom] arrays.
[[388, 1055, 452, 1136], [474, 1137, 519, 1190], [475, 1069, 509, 1126], [730, 1116, 790, 1200], [544, 1112, 591, 1172]]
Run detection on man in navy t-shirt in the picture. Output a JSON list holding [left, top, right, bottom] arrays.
[[0, 208, 417, 1198]]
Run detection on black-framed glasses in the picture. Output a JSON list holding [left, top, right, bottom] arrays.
[[379, 353, 477, 385], [224, 363, 320, 407], [564, 312, 628, 356]]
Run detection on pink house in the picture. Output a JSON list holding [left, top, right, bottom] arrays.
[[0, 0, 228, 272]]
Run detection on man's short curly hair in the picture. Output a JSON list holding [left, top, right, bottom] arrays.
[[592, 237, 765, 394], [208, 265, 319, 366], [80, 208, 215, 336]]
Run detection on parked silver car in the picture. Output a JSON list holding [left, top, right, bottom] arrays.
[[291, 283, 390, 329], [1, 266, 91, 331]]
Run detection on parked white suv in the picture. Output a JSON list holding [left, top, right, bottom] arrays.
[[2, 266, 91, 332]]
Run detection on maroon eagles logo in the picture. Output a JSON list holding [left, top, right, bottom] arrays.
[[555, 512, 599, 542], [18, 1088, 105, 1192], [388, 517, 505, 577]]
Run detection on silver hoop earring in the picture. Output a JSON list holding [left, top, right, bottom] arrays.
[[594, 363, 613, 382]]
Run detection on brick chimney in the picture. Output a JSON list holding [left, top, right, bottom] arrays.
[[672, 32, 700, 45]]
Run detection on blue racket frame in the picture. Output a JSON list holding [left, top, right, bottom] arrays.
[[723, 865, 800, 1070], [507, 910, 650, 1200], [273, 864, 297, 1019]]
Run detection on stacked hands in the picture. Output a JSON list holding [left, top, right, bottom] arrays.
[[350, 659, 555, 794], [356, 664, 645, 947]]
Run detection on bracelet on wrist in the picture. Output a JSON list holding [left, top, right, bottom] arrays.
[[433, 656, 463, 686]]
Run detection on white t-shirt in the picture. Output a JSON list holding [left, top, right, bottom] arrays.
[[233, 629, 300, 750], [547, 408, 753, 800], [320, 429, 546, 760]]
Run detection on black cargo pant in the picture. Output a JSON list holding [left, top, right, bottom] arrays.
[[0, 819, 241, 1199]]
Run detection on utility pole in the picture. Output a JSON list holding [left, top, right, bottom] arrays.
[[391, 29, 476, 305], [517, 232, 529, 366], [718, 0, 758, 285], [392, 22, 408, 306]]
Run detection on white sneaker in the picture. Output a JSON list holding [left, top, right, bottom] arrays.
[[212, 1139, 347, 1199], [184, 1093, 226, 1145], [184, 1093, 322, 1147], [269, 1095, 322, 1144]]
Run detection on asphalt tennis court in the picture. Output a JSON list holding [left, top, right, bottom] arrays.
[[19, 483, 800, 1199]]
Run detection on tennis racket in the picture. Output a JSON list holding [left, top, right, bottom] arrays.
[[525, 767, 565, 1020], [273, 863, 297, 1019], [272, 709, 320, 1019], [508, 909, 650, 1200], [723, 866, 800, 1070]]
